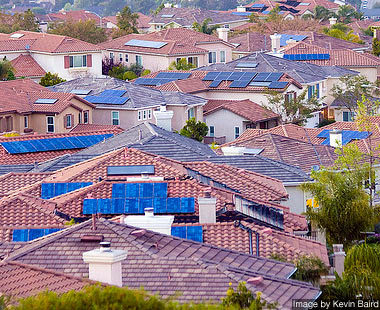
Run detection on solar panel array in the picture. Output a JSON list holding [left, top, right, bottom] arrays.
[[125, 39, 168, 49], [82, 182, 195, 215], [279, 34, 307, 47], [1, 134, 113, 154], [84, 89, 128, 105], [251, 3, 265, 7], [41, 182, 93, 199], [12, 228, 62, 242], [171, 226, 203, 242], [317, 129, 371, 146], [34, 98, 58, 104], [283, 54, 330, 61], [202, 71, 285, 89], [134, 72, 191, 86]]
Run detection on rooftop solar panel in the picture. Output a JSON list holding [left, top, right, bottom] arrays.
[[235, 62, 258, 68], [265, 72, 282, 82], [240, 72, 256, 81], [318, 129, 371, 145], [251, 3, 265, 7], [34, 99, 58, 104], [209, 80, 223, 88], [84, 96, 128, 105], [216, 72, 233, 80], [1, 134, 113, 154], [161, 14, 174, 17], [262, 10, 270, 14], [249, 81, 271, 87], [202, 72, 220, 81], [125, 39, 167, 49], [269, 81, 288, 89], [253, 72, 271, 81], [299, 2, 310, 5], [228, 72, 244, 80], [107, 165, 155, 176], [71, 89, 91, 95], [231, 12, 252, 16], [99, 90, 126, 97], [229, 80, 251, 88]]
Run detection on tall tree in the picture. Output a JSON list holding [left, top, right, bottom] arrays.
[[48, 19, 107, 44], [13, 9, 40, 32], [192, 18, 219, 35], [336, 5, 362, 24], [0, 59, 15, 80], [117, 6, 139, 34], [313, 5, 334, 22]]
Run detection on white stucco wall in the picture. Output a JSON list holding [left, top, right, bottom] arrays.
[[280, 184, 308, 215]]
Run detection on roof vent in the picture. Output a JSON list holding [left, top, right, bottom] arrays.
[[80, 234, 104, 242], [99, 241, 111, 252], [247, 276, 263, 285]]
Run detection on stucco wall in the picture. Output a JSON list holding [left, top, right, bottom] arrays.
[[344, 66, 377, 83], [280, 185, 308, 215]]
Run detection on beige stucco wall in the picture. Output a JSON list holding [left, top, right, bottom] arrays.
[[343, 66, 378, 83], [280, 184, 309, 215]]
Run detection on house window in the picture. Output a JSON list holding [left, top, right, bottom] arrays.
[[5, 116, 12, 132], [69, 55, 87, 68], [209, 126, 215, 137], [285, 92, 296, 103], [78, 112, 82, 124], [24, 116, 28, 128], [224, 24, 230, 28], [208, 51, 216, 64], [83, 110, 89, 124], [143, 110, 147, 120], [110, 52, 114, 60], [47, 116, 54, 133], [188, 107, 195, 119], [308, 84, 320, 99], [343, 111, 355, 122], [147, 109, 152, 119], [220, 50, 226, 63], [112, 111, 119, 125], [234, 126, 240, 139], [138, 110, 142, 121], [65, 114, 72, 128], [188, 56, 198, 67], [136, 55, 142, 66], [119, 53, 123, 62], [125, 54, 128, 62]]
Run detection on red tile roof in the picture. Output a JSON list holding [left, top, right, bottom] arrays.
[[70, 123, 124, 133], [10, 54, 46, 78], [0, 30, 101, 53], [0, 261, 89, 299], [0, 172, 51, 198], [100, 28, 233, 56], [103, 12, 152, 29], [204, 99, 280, 123], [47, 10, 101, 24], [283, 41, 380, 67]]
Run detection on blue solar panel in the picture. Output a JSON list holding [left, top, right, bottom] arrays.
[[318, 129, 371, 145], [134, 78, 155, 85], [249, 81, 271, 87], [167, 197, 180, 213], [12, 228, 62, 242], [83, 199, 98, 214], [112, 198, 125, 213], [251, 3, 265, 7], [231, 12, 252, 16], [253, 72, 271, 81], [41, 182, 93, 199], [153, 198, 167, 213], [216, 72, 233, 80], [55, 183, 67, 196], [112, 183, 126, 198], [71, 89, 91, 95], [171, 226, 186, 239], [139, 198, 153, 213], [140, 183, 153, 198], [262, 10, 270, 14], [283, 53, 330, 61], [240, 72, 256, 81], [12, 229, 29, 241], [209, 80, 223, 88], [126, 183, 139, 197], [98, 198, 112, 214], [34, 98, 58, 104], [125, 39, 167, 49], [154, 183, 167, 198], [29, 229, 45, 241], [203, 72, 220, 81], [180, 197, 195, 213], [156, 72, 190, 80], [236, 62, 258, 68], [125, 198, 139, 213], [187, 226, 203, 242], [84, 95, 128, 105], [228, 72, 244, 80], [266, 72, 282, 82], [229, 80, 251, 88], [99, 90, 126, 97], [1, 134, 113, 154], [41, 183, 54, 199], [269, 81, 288, 89]]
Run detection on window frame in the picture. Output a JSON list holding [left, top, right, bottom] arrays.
[[188, 107, 195, 120], [147, 109, 152, 119], [110, 52, 114, 60], [78, 112, 82, 124], [65, 114, 72, 128], [234, 126, 240, 139], [220, 50, 226, 63], [125, 54, 129, 62], [138, 110, 142, 121], [208, 51, 216, 64], [46, 116, 55, 133], [24, 115, 28, 128], [112, 111, 120, 126], [209, 125, 215, 137], [69, 55, 87, 68], [119, 53, 123, 62], [143, 110, 147, 120], [83, 110, 89, 124], [188, 56, 198, 68], [136, 55, 142, 66]]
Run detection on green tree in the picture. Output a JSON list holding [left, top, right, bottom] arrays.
[[117, 6, 139, 34], [180, 117, 208, 142], [267, 5, 282, 22], [313, 5, 334, 22], [153, 3, 165, 15], [323, 24, 364, 44], [48, 19, 107, 44], [39, 72, 66, 86], [336, 5, 362, 24], [13, 9, 40, 32], [122, 70, 137, 80], [373, 38, 380, 56], [192, 18, 219, 35], [292, 256, 328, 285], [168, 58, 195, 71], [0, 59, 14, 80], [264, 88, 321, 125]]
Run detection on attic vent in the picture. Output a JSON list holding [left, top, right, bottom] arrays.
[[10, 33, 24, 38], [107, 165, 155, 176], [34, 98, 58, 104], [80, 234, 104, 242]]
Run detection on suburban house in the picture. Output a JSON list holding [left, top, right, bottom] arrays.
[[227, 0, 340, 20], [48, 77, 206, 131], [0, 79, 95, 135], [148, 6, 249, 32], [281, 41, 380, 83], [203, 99, 280, 143], [10, 55, 46, 81], [0, 31, 103, 80], [99, 28, 235, 72]]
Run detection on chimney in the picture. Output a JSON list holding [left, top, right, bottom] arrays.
[[217, 28, 229, 42], [332, 244, 345, 276], [237, 5, 246, 12], [329, 17, 337, 25], [198, 190, 217, 224], [153, 104, 174, 132], [270, 33, 281, 53], [329, 129, 342, 147], [124, 207, 174, 235], [82, 241, 127, 287]]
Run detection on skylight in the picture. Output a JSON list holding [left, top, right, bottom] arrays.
[[34, 99, 58, 104], [10, 33, 24, 38], [107, 165, 155, 176], [125, 39, 168, 49], [71, 89, 91, 95], [161, 14, 174, 18]]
